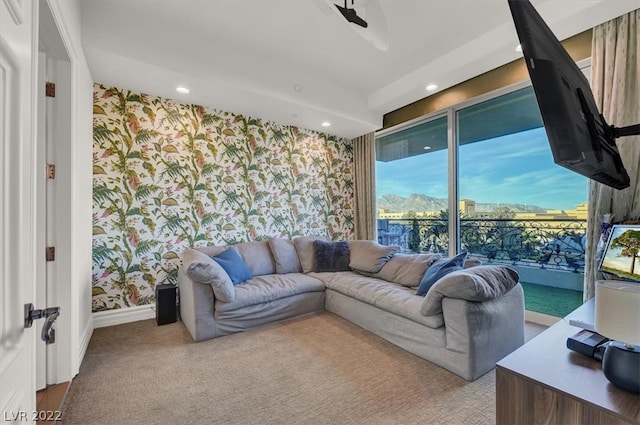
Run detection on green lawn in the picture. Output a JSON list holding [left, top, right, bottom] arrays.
[[520, 282, 583, 317]]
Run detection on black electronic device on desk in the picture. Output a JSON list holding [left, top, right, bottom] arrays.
[[567, 329, 609, 360]]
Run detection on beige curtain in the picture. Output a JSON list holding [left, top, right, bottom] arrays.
[[584, 10, 640, 299], [352, 132, 377, 240]]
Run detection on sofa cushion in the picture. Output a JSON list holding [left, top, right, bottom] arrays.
[[348, 240, 401, 274], [420, 265, 520, 316], [233, 241, 276, 276], [212, 248, 253, 285], [268, 238, 302, 274], [182, 248, 235, 302], [416, 252, 468, 296], [313, 240, 350, 272], [215, 273, 325, 312], [196, 245, 227, 257], [293, 235, 330, 273], [315, 271, 444, 329], [374, 253, 442, 287]]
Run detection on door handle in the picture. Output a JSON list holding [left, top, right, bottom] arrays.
[[24, 303, 60, 344]]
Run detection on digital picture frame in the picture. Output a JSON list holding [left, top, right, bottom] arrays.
[[599, 224, 640, 282]]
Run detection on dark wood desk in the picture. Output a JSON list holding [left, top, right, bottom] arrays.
[[496, 300, 640, 425]]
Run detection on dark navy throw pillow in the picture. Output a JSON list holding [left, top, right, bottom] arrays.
[[416, 252, 468, 296], [313, 240, 351, 272]]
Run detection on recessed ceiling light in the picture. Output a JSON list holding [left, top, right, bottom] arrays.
[[425, 83, 438, 92], [515, 44, 523, 52], [423, 146, 432, 150], [176, 86, 190, 94], [321, 121, 331, 127]]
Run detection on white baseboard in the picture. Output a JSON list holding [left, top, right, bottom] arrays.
[[90, 305, 559, 332], [93, 304, 156, 329], [525, 309, 561, 327], [78, 315, 94, 365]]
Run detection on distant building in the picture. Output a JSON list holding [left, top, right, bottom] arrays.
[[378, 199, 588, 221], [460, 199, 476, 216], [378, 208, 442, 219], [377, 209, 405, 219], [574, 201, 588, 220], [514, 201, 588, 220]]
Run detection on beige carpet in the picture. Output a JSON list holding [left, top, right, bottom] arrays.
[[61, 313, 546, 425]]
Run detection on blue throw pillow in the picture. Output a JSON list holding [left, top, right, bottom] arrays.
[[212, 249, 252, 285], [416, 252, 468, 296]]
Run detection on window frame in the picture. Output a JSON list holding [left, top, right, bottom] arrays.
[[375, 59, 591, 257]]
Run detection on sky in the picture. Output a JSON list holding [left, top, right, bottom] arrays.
[[376, 127, 588, 211]]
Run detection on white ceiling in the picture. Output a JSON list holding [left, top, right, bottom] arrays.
[[79, 0, 640, 138]]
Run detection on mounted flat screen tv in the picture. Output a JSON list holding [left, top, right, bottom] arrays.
[[508, 0, 638, 190]]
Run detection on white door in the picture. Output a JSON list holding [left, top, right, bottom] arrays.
[[1, 0, 38, 422]]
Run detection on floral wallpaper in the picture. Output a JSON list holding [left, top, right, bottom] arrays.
[[92, 84, 354, 312]]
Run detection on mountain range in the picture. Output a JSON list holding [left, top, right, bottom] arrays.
[[377, 193, 546, 213]]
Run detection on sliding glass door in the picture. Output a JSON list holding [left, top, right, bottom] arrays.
[[375, 82, 588, 317], [376, 115, 449, 254], [456, 86, 587, 317]]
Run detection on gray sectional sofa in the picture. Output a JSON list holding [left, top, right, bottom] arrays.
[[178, 236, 525, 381]]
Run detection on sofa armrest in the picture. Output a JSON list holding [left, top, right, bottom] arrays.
[[420, 265, 519, 316], [441, 283, 525, 379], [178, 268, 217, 341]]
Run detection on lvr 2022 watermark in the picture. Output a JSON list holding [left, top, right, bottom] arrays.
[[3, 410, 62, 422]]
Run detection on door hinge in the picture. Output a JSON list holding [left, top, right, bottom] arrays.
[[45, 82, 56, 98], [46, 163, 55, 179], [46, 246, 55, 262]]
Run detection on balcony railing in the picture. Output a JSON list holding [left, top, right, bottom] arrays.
[[378, 217, 587, 273]]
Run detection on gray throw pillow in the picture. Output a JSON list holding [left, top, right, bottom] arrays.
[[374, 253, 442, 286], [233, 241, 276, 276], [268, 238, 302, 274], [182, 248, 235, 302], [293, 235, 330, 273], [348, 240, 401, 274], [196, 245, 228, 257], [464, 258, 482, 268], [420, 265, 519, 316], [313, 240, 350, 272]]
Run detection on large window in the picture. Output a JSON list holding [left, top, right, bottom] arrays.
[[376, 115, 449, 254], [376, 84, 588, 317]]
